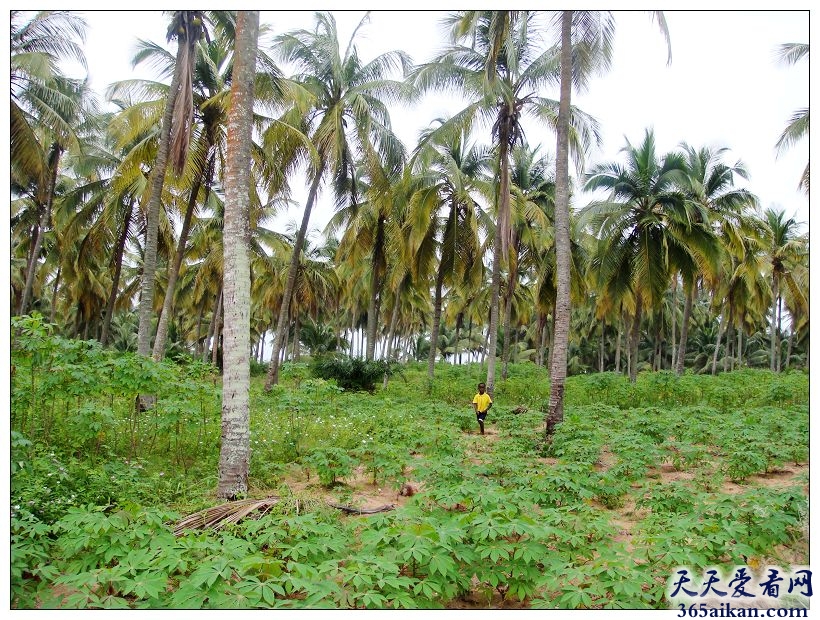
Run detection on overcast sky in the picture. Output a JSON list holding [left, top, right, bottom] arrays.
[[69, 10, 809, 237]]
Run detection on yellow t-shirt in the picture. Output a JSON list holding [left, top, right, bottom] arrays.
[[473, 392, 492, 413]]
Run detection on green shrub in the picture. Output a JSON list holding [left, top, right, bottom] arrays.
[[310, 356, 399, 392]]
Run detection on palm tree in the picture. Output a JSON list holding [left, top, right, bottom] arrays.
[[264, 11, 411, 388], [10, 11, 87, 192], [583, 129, 706, 383], [762, 208, 805, 372], [775, 42, 809, 194], [411, 10, 600, 395], [11, 12, 91, 316], [675, 142, 755, 375], [136, 10, 208, 358], [546, 10, 670, 430], [503, 143, 554, 380], [217, 10, 258, 500], [406, 127, 488, 385]]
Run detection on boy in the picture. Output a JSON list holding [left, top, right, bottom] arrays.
[[471, 382, 492, 435]]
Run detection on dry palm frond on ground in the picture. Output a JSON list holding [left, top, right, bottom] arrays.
[[174, 496, 395, 535]]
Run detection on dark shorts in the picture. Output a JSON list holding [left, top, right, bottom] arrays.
[[476, 410, 487, 422]]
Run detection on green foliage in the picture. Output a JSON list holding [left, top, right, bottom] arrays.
[[9, 327, 809, 610], [311, 355, 400, 392], [303, 447, 356, 487]]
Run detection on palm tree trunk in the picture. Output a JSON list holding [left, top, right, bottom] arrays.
[[101, 200, 134, 347], [770, 276, 779, 371], [211, 295, 223, 367], [615, 321, 622, 374], [293, 314, 301, 362], [785, 329, 794, 369], [599, 318, 605, 373], [49, 266, 61, 325], [366, 218, 385, 361], [153, 174, 203, 361], [724, 307, 734, 373], [711, 308, 726, 376], [265, 170, 323, 389], [776, 295, 783, 372], [383, 286, 402, 388], [736, 323, 743, 369], [137, 33, 188, 357], [675, 280, 694, 376], [629, 295, 643, 384], [281, 321, 290, 363], [454, 312, 462, 366], [427, 269, 445, 387], [501, 257, 517, 380], [670, 280, 677, 370], [202, 287, 221, 362], [546, 10, 573, 431], [20, 144, 62, 316], [485, 205, 503, 395], [194, 300, 204, 356], [217, 10, 257, 499]]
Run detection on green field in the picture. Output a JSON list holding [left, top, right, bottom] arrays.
[[11, 321, 809, 609]]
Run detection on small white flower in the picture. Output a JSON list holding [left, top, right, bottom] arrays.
[[159, 472, 165, 477]]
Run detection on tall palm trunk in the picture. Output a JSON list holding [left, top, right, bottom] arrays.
[[202, 287, 221, 362], [776, 295, 783, 372], [20, 144, 61, 316], [217, 10, 258, 499], [454, 312, 463, 366], [670, 279, 677, 369], [736, 323, 743, 369], [598, 318, 605, 373], [770, 276, 779, 372], [383, 286, 402, 388], [136, 34, 187, 357], [101, 199, 134, 346], [546, 10, 573, 430], [153, 172, 204, 360], [786, 329, 794, 369], [629, 295, 643, 384], [292, 315, 301, 362], [49, 266, 61, 324], [615, 320, 622, 374], [486, 126, 512, 395], [501, 241, 518, 380], [211, 298, 223, 367], [427, 268, 445, 387], [366, 217, 385, 361], [711, 306, 726, 376], [675, 279, 694, 376], [265, 170, 323, 389]]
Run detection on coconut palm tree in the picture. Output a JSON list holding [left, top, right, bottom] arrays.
[[762, 208, 806, 372], [502, 143, 554, 380], [583, 129, 707, 383], [405, 127, 489, 385], [775, 42, 809, 194], [10, 10, 87, 193], [135, 10, 208, 358], [546, 10, 670, 430], [217, 10, 258, 500], [411, 10, 600, 395], [263, 11, 411, 388], [674, 142, 755, 374]]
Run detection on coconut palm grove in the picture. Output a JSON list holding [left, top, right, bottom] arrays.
[[10, 10, 809, 610]]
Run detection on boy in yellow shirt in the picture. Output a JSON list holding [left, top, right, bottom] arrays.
[[471, 382, 492, 435]]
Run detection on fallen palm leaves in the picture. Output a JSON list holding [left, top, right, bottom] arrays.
[[174, 496, 396, 535]]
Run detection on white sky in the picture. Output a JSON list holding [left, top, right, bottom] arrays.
[[68, 9, 810, 238]]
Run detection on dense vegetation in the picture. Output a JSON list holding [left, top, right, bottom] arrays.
[[11, 317, 808, 609], [10, 11, 808, 385]]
